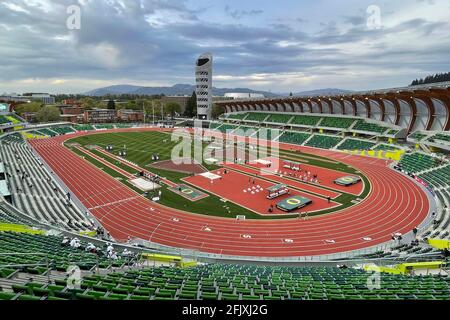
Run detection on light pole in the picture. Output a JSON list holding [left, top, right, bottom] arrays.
[[142, 102, 145, 125], [152, 102, 155, 125]]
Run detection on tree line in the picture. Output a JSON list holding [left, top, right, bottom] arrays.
[[410, 72, 450, 86]]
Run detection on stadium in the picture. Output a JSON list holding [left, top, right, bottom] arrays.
[[0, 81, 449, 302], [0, 0, 449, 308]]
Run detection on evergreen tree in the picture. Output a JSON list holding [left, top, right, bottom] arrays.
[[410, 72, 450, 86], [107, 99, 116, 109], [184, 91, 197, 117]]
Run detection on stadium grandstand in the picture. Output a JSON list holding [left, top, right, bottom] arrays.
[[0, 84, 447, 305], [0, 80, 448, 302], [0, 81, 447, 306]]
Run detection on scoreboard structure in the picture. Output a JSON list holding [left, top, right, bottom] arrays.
[[334, 175, 361, 186]]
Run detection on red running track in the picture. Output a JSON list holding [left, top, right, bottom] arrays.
[[29, 128, 430, 258]]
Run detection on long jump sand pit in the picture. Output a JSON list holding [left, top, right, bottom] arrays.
[[147, 158, 207, 175]]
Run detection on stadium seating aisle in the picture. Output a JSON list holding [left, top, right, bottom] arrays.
[[0, 135, 92, 231]]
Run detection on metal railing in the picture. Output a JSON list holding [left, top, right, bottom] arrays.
[[0, 252, 51, 283]]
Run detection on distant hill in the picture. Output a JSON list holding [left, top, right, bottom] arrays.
[[85, 84, 279, 97], [293, 88, 354, 97]]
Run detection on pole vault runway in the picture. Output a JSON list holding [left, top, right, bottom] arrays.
[[29, 128, 430, 258]]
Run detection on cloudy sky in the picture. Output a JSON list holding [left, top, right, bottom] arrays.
[[0, 0, 449, 94]]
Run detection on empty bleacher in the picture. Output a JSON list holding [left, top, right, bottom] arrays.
[[418, 165, 450, 189], [409, 132, 428, 141], [352, 120, 388, 134], [94, 124, 115, 130], [0, 115, 13, 126], [1, 261, 449, 300], [0, 135, 92, 231], [373, 144, 402, 151], [244, 113, 269, 122], [428, 133, 450, 145], [226, 113, 248, 120], [266, 114, 294, 124], [74, 124, 95, 131], [290, 115, 320, 126], [209, 122, 222, 130], [115, 123, 133, 128], [305, 135, 342, 149], [50, 126, 76, 135], [215, 123, 239, 133], [398, 153, 439, 174], [277, 131, 311, 145], [0, 232, 129, 275], [336, 139, 376, 151], [319, 117, 356, 129], [36, 128, 58, 137], [233, 126, 258, 137]]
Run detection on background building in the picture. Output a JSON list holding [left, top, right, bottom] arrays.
[[0, 93, 55, 104], [224, 93, 265, 99], [117, 109, 144, 122], [83, 109, 116, 123], [195, 53, 213, 120]]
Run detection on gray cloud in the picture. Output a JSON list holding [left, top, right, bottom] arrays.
[[224, 5, 263, 20], [0, 0, 448, 93]]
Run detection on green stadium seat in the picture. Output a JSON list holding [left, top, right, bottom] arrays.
[[179, 291, 197, 300], [129, 294, 150, 300], [76, 293, 96, 300], [0, 291, 17, 300], [18, 294, 41, 301], [85, 290, 107, 299], [221, 293, 239, 300]]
